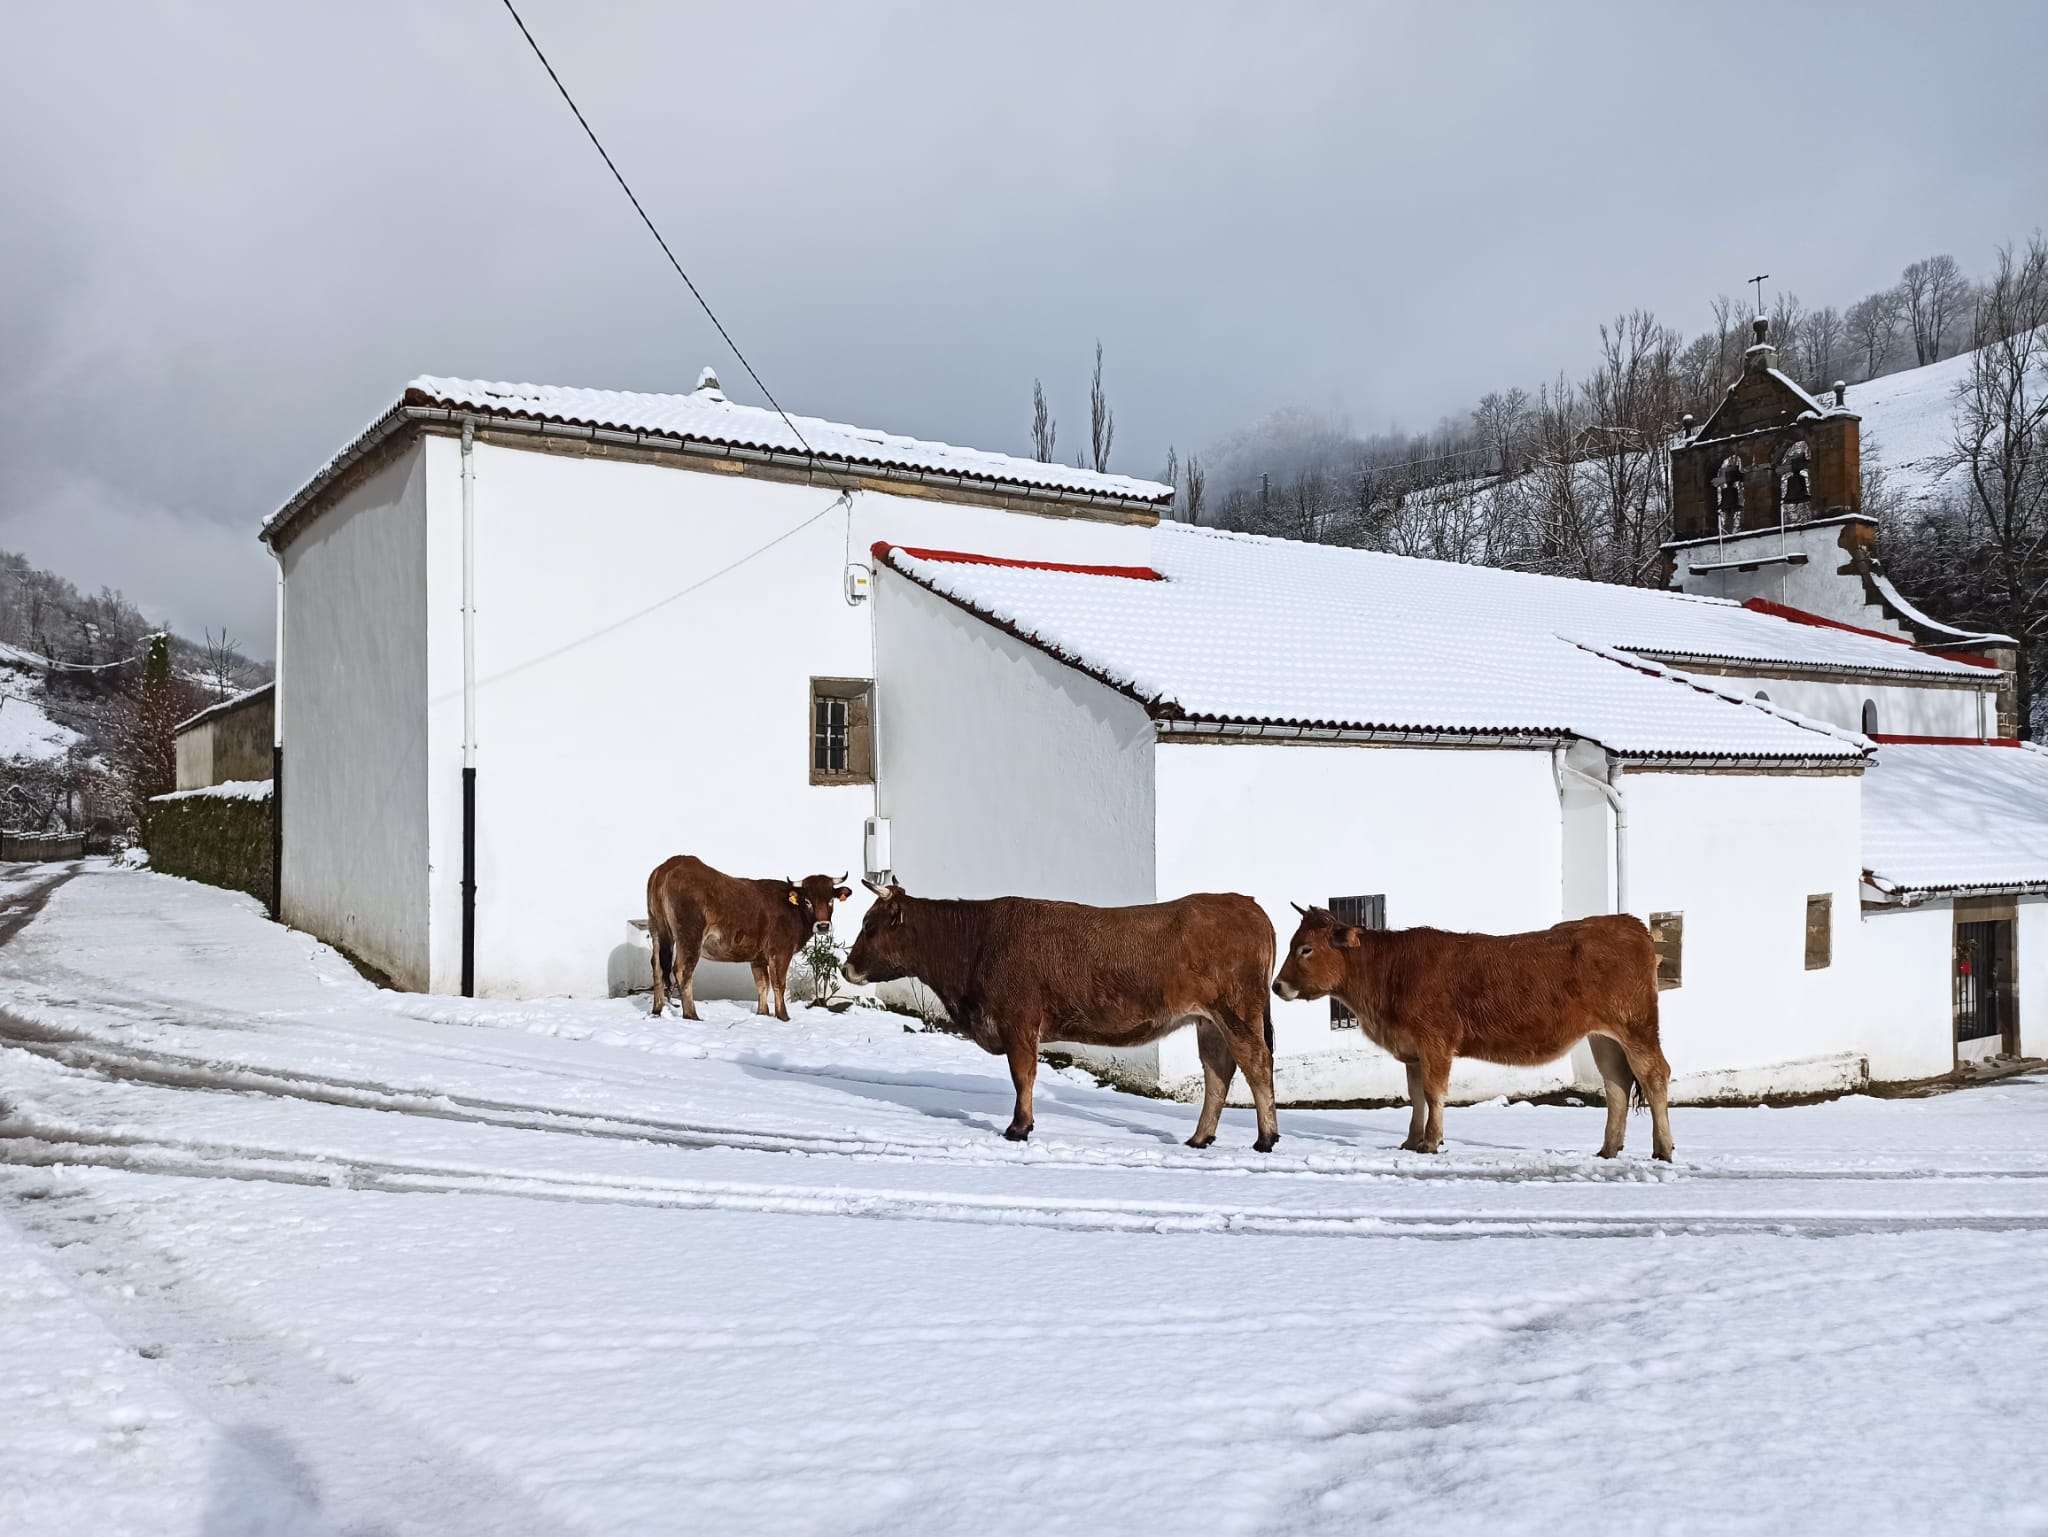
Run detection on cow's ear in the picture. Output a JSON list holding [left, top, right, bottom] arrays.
[[1332, 925, 1361, 949], [834, 886, 852, 902]]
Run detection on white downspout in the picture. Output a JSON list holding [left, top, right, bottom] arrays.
[[1558, 752, 1630, 915], [460, 422, 478, 996], [461, 422, 477, 776], [269, 553, 285, 920]]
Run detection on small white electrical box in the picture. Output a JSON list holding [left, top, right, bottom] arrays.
[[844, 562, 872, 606], [863, 816, 893, 883]]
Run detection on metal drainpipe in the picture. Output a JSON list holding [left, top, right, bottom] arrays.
[[269, 558, 285, 921], [460, 422, 477, 997], [1557, 752, 1630, 915]]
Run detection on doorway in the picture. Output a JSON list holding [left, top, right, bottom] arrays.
[[1954, 913, 2018, 1064]]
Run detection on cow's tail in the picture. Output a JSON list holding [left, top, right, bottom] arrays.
[[1263, 996, 1274, 1056]]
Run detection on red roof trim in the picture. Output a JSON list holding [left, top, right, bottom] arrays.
[[1740, 598, 2000, 668], [873, 542, 1164, 581], [1872, 734, 2023, 747]]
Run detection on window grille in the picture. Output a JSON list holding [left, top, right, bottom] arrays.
[[1327, 894, 1385, 1028], [808, 679, 873, 785]]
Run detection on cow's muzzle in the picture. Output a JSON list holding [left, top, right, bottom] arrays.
[[813, 921, 832, 936], [841, 962, 867, 985], [1272, 980, 1299, 1001]]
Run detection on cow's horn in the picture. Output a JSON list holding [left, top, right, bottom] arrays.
[[1290, 901, 1308, 916], [862, 877, 884, 895], [837, 872, 849, 883]]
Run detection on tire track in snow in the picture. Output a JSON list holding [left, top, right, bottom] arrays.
[[7, 1119, 2048, 1241]]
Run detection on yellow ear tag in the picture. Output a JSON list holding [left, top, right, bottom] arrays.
[[788, 891, 799, 905]]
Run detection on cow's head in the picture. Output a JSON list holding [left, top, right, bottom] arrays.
[[1272, 903, 1361, 1001], [842, 880, 911, 985], [785, 872, 852, 937]]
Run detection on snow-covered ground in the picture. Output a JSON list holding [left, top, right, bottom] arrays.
[[3, 863, 2046, 1535]]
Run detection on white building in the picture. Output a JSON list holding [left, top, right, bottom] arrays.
[[262, 362, 2037, 1102]]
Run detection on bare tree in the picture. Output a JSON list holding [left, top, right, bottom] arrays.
[[1030, 379, 1057, 463], [1845, 287, 1904, 380], [1938, 237, 2048, 732], [1798, 306, 1844, 390], [1472, 388, 1531, 477], [1901, 254, 1968, 365], [201, 628, 251, 701], [1088, 341, 1115, 474], [1768, 291, 1806, 368], [1183, 453, 1206, 526]]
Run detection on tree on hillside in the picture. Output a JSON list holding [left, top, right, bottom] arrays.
[[113, 633, 203, 826], [1798, 306, 1844, 391], [1473, 388, 1531, 477], [1030, 379, 1057, 463], [1845, 288, 1904, 381], [1088, 341, 1115, 474], [1900, 254, 1969, 365], [1182, 453, 1206, 525]]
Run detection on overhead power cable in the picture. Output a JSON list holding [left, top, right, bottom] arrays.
[[496, 0, 814, 455]]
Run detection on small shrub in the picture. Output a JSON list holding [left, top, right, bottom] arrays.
[[789, 930, 848, 1006]]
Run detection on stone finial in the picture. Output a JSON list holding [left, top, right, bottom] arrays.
[[1833, 381, 1847, 407], [695, 366, 724, 397], [1752, 315, 1770, 344]]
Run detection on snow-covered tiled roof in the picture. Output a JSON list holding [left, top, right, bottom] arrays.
[[879, 526, 1877, 762], [406, 374, 1172, 505], [1863, 742, 2048, 895]]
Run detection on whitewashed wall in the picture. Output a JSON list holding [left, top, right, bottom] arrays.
[[278, 444, 430, 988], [1625, 769, 1868, 1094], [1672, 523, 1905, 630], [1859, 900, 1960, 1081], [2020, 898, 2047, 1057], [1152, 742, 1569, 1103], [1691, 672, 1992, 739], [415, 437, 1153, 997], [872, 568, 1155, 904]]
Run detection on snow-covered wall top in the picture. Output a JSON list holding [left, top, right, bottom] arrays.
[[1862, 742, 2048, 895], [880, 527, 1876, 762], [150, 777, 274, 804]]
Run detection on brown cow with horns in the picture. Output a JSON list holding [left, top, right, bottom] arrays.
[[646, 855, 851, 1021], [842, 882, 1281, 1149], [1272, 904, 1674, 1160]]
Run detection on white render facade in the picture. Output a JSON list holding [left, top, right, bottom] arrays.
[[268, 371, 2030, 1104]]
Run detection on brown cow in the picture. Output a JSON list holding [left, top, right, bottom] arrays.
[[1272, 906, 1673, 1160], [841, 883, 1280, 1149], [646, 856, 851, 1021]]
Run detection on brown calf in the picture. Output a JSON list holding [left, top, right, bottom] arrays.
[[842, 883, 1280, 1149], [1272, 906, 1673, 1160], [646, 855, 850, 1021]]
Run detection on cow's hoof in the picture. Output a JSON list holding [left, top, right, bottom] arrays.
[[1399, 1137, 1426, 1153], [1654, 1148, 1675, 1163], [1002, 1125, 1032, 1142], [1185, 1133, 1215, 1150], [1252, 1134, 1279, 1153], [1597, 1146, 1621, 1159]]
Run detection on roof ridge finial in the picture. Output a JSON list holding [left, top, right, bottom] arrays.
[[695, 365, 724, 399]]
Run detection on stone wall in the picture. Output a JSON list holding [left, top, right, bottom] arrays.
[[145, 782, 274, 903]]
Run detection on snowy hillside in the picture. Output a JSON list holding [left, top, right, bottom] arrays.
[[1845, 348, 1977, 513], [0, 648, 81, 764]]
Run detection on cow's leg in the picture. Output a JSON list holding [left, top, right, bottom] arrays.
[[673, 918, 705, 1021], [1233, 1006, 1280, 1153], [750, 960, 772, 1015], [1588, 1034, 1635, 1158], [1621, 1035, 1675, 1162], [1400, 1061, 1429, 1152], [649, 922, 671, 1016], [1417, 1049, 1452, 1153], [1002, 1026, 1039, 1142], [772, 949, 792, 1022], [1187, 1019, 1237, 1149]]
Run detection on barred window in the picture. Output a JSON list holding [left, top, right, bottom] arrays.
[[1805, 894, 1832, 970], [809, 679, 873, 785], [1328, 894, 1386, 1028], [1649, 912, 1683, 991]]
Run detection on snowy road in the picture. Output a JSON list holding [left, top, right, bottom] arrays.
[[3, 865, 2046, 1535]]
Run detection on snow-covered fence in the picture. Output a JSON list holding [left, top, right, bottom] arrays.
[[144, 779, 274, 902], [0, 831, 85, 861]]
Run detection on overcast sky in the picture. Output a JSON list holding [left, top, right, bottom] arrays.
[[4, 1, 2045, 657]]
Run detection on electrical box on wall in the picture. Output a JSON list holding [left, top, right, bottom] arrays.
[[844, 562, 872, 605], [863, 816, 892, 884]]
